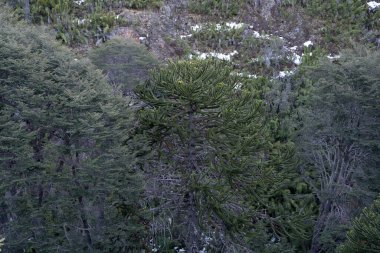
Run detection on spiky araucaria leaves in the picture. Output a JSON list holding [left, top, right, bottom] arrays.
[[135, 60, 307, 252], [338, 194, 380, 253]]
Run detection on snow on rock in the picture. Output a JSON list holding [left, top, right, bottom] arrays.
[[225, 22, 245, 29], [180, 34, 192, 39], [252, 31, 272, 39], [234, 72, 258, 79], [327, 54, 341, 60], [191, 24, 203, 32], [292, 53, 302, 65], [77, 19, 86, 25], [193, 50, 238, 61], [234, 82, 243, 90], [303, 40, 313, 47], [199, 248, 207, 253], [191, 22, 244, 32], [73, 0, 85, 5], [278, 70, 294, 78], [290, 46, 298, 51], [368, 1, 380, 10]]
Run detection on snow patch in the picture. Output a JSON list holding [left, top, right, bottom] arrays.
[[77, 19, 86, 25], [180, 34, 192, 39], [292, 53, 302, 65], [199, 248, 207, 253], [368, 1, 380, 10], [278, 70, 294, 78], [191, 22, 244, 32], [73, 0, 85, 5], [289, 46, 298, 51], [234, 72, 258, 79], [193, 50, 238, 61], [191, 24, 203, 32], [327, 54, 341, 60], [303, 40, 313, 47], [225, 22, 245, 29]]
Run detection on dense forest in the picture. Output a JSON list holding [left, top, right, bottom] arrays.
[[0, 0, 379, 252]]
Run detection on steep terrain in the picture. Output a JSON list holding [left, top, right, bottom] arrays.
[[1, 1, 380, 252]]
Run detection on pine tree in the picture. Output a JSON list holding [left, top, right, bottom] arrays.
[[0, 13, 146, 252], [135, 60, 300, 251], [338, 194, 380, 253], [295, 48, 380, 253]]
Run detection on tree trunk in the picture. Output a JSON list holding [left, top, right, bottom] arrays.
[[24, 0, 31, 23], [311, 200, 332, 253], [186, 103, 200, 252]]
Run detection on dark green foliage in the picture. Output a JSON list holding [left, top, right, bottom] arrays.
[[0, 13, 146, 252], [338, 194, 380, 253], [89, 38, 158, 95], [281, 0, 380, 49], [190, 23, 244, 51], [135, 60, 308, 251], [295, 48, 380, 252], [189, 0, 243, 18], [1, 0, 162, 45]]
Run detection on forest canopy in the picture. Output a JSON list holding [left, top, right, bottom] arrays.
[[0, 1, 379, 252]]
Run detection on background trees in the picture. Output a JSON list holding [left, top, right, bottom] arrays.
[[89, 38, 158, 95], [0, 14, 145, 252], [295, 49, 380, 252]]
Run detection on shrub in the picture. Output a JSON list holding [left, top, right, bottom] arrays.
[[89, 37, 158, 94]]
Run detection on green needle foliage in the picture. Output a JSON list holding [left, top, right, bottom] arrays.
[[0, 12, 146, 252], [89, 38, 158, 95], [135, 60, 307, 251], [338, 194, 380, 253]]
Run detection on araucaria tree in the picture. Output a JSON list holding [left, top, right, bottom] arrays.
[[136, 60, 299, 252]]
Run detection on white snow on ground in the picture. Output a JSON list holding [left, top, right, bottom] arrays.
[[73, 0, 85, 5], [327, 54, 341, 60], [180, 34, 192, 39], [234, 82, 243, 90], [278, 70, 294, 78], [193, 50, 238, 61], [290, 46, 298, 51], [191, 22, 244, 32], [234, 72, 258, 79], [303, 40, 313, 47], [199, 247, 207, 253], [77, 19, 86, 25], [252, 31, 273, 39], [225, 22, 245, 29], [368, 1, 380, 10], [292, 53, 302, 65], [191, 24, 203, 32]]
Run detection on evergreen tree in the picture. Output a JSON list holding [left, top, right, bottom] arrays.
[[0, 13, 146, 252], [338, 194, 380, 253], [89, 38, 158, 95], [135, 60, 303, 252], [295, 48, 380, 253]]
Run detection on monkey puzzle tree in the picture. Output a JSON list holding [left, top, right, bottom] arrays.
[[135, 60, 302, 252], [338, 194, 380, 253]]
